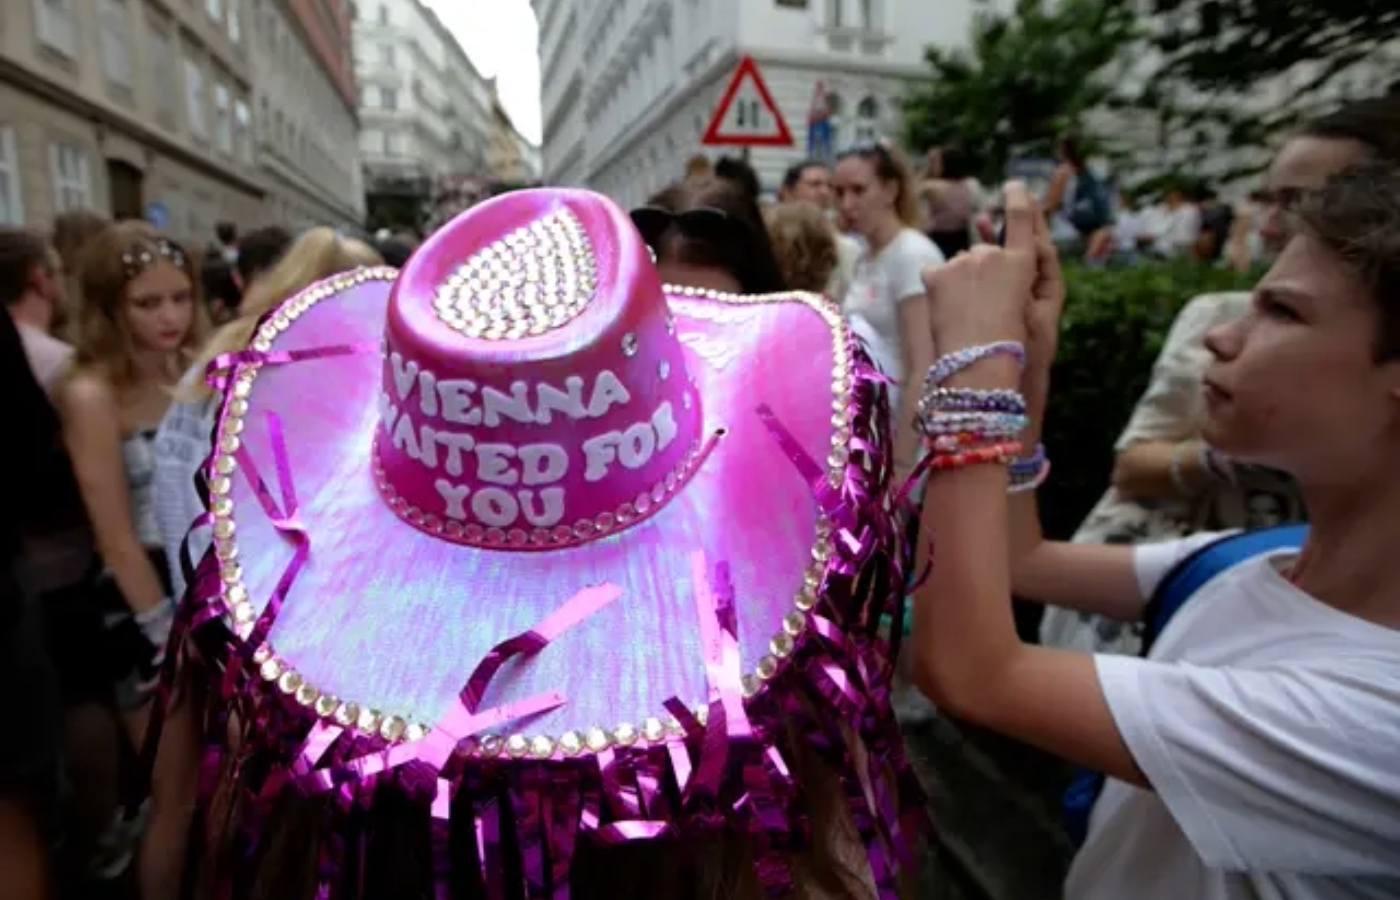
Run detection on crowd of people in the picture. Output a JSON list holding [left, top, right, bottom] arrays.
[[1, 89, 1396, 899]]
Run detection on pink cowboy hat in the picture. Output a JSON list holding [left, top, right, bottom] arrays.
[[170, 188, 922, 897]]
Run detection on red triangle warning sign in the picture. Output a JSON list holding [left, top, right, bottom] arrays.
[[702, 56, 794, 148]]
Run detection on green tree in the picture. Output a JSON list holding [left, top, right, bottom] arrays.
[[902, 0, 1138, 182], [1119, 0, 1400, 182]]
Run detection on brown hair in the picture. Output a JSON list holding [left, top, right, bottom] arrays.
[[838, 142, 920, 228], [1297, 163, 1400, 361], [643, 177, 786, 294], [765, 203, 839, 294], [0, 225, 52, 307], [51, 209, 110, 269], [72, 220, 209, 385]]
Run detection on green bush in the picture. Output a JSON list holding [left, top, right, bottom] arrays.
[[1038, 262, 1258, 539]]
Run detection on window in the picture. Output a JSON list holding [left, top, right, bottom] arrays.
[[234, 99, 251, 162], [860, 0, 876, 30], [381, 88, 397, 110], [854, 95, 879, 143], [0, 127, 23, 225], [149, 21, 177, 127], [228, 0, 242, 43], [206, 0, 223, 23], [828, 0, 843, 28], [381, 43, 395, 66], [378, 5, 389, 25], [214, 83, 233, 154], [99, 0, 134, 89], [184, 56, 207, 139], [49, 142, 92, 213], [775, 0, 808, 6], [33, 0, 77, 56], [381, 131, 391, 154]]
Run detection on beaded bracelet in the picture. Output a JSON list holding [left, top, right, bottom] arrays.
[[927, 440, 1023, 473], [919, 411, 1029, 439], [919, 387, 1027, 415], [1010, 460, 1051, 493], [926, 341, 1025, 386], [1008, 443, 1051, 493]]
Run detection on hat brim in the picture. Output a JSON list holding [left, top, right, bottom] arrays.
[[212, 268, 860, 752]]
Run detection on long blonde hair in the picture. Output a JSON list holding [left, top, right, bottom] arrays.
[[73, 220, 209, 387], [187, 228, 382, 400]]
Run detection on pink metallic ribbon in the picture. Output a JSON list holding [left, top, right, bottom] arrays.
[[204, 341, 380, 392]]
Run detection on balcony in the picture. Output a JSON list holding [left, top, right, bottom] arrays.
[[821, 25, 893, 55]]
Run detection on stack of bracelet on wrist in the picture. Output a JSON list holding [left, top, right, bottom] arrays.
[[914, 341, 1051, 489]]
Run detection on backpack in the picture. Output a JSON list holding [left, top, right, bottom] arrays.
[[1060, 525, 1309, 845], [1068, 171, 1112, 236]]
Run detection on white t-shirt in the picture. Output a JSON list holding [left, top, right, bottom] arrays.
[[842, 227, 944, 393], [1151, 204, 1203, 257], [17, 320, 74, 396], [1066, 534, 1400, 899]]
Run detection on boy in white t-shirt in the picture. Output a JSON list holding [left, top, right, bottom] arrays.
[[909, 166, 1400, 899]]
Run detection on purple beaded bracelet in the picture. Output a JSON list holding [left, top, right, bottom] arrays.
[[926, 341, 1026, 386]]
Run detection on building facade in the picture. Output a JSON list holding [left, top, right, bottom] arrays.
[[0, 0, 263, 241], [532, 0, 1005, 207], [0, 0, 364, 243], [353, 0, 494, 231], [485, 98, 539, 185], [249, 0, 365, 229]]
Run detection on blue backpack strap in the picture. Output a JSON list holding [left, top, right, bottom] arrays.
[[1061, 524, 1308, 845], [1141, 524, 1308, 655]]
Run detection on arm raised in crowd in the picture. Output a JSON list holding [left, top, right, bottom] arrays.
[[911, 183, 1146, 787]]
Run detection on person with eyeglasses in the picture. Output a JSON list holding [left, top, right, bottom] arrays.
[[1040, 94, 1400, 657], [834, 142, 946, 485]]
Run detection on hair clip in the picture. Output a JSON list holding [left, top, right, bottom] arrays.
[[122, 239, 187, 279]]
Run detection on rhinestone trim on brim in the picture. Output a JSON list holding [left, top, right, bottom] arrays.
[[213, 275, 855, 759]]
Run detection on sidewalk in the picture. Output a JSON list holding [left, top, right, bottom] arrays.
[[907, 715, 1075, 899]]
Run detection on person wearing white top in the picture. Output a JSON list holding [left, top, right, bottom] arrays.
[[833, 142, 944, 483], [1149, 186, 1203, 258], [911, 167, 1400, 898], [2, 227, 73, 395]]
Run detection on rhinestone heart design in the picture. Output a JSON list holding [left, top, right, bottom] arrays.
[[432, 209, 599, 340]]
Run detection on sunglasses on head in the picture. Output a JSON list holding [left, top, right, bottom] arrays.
[[629, 205, 737, 250], [839, 140, 895, 164]]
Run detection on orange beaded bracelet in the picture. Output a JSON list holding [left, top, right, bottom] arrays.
[[927, 440, 1023, 472]]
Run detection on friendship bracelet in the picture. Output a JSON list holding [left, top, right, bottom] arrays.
[[926, 341, 1026, 387], [927, 440, 1023, 473], [918, 411, 1029, 439], [1202, 446, 1235, 484], [1009, 460, 1051, 494], [919, 387, 1027, 415], [1008, 443, 1050, 493], [1168, 441, 1206, 496]]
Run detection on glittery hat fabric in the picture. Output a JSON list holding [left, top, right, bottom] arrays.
[[162, 188, 925, 898]]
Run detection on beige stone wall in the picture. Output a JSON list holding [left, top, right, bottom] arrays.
[[0, 79, 261, 244], [0, 0, 361, 242]]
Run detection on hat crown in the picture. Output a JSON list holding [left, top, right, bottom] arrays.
[[374, 189, 704, 549]]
